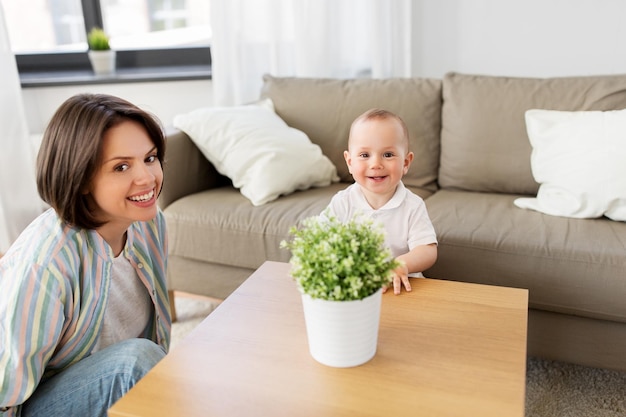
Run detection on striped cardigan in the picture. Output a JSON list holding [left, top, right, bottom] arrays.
[[0, 208, 170, 416]]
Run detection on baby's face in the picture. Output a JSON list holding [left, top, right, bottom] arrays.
[[344, 117, 413, 201]]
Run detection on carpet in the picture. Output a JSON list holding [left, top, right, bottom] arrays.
[[171, 296, 626, 416], [170, 295, 220, 350]]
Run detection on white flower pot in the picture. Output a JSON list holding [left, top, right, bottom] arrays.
[[301, 288, 382, 367], [88, 50, 116, 75]]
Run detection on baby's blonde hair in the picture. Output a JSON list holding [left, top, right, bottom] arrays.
[[349, 108, 410, 151]]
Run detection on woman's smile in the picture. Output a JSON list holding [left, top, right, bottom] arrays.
[[128, 189, 156, 205]]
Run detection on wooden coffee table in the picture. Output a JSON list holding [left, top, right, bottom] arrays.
[[109, 261, 528, 417]]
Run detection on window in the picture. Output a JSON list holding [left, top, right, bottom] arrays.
[[1, 0, 211, 82]]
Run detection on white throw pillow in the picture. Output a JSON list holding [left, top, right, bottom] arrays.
[[173, 99, 339, 206], [514, 109, 626, 221]]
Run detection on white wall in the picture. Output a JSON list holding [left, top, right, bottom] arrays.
[[22, 79, 213, 134], [21, 0, 626, 134], [416, 0, 626, 79]]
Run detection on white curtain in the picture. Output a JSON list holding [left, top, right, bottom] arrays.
[[0, 3, 42, 253], [210, 0, 415, 106]]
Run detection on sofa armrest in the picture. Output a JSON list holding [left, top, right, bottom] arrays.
[[159, 127, 227, 209]]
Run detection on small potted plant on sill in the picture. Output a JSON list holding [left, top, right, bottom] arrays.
[[87, 27, 116, 75], [281, 213, 399, 367]]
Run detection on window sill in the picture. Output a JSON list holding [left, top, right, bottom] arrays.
[[20, 65, 212, 88]]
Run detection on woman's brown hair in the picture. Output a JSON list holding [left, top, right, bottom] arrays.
[[37, 93, 165, 229]]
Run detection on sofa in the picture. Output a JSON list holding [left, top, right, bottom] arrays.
[[159, 72, 626, 372]]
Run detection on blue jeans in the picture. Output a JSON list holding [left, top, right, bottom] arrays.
[[19, 338, 165, 417]]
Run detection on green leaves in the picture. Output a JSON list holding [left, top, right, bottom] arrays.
[[87, 27, 111, 51], [281, 214, 399, 301]]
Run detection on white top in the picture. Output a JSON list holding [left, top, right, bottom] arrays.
[[92, 252, 152, 353], [324, 182, 437, 275]]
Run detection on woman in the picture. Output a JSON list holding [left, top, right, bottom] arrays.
[[0, 94, 171, 417]]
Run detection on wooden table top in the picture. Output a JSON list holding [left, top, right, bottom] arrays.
[[109, 261, 528, 417]]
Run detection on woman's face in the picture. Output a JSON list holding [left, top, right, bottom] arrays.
[[88, 119, 163, 234]]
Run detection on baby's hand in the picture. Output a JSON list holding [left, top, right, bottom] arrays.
[[382, 260, 411, 295]]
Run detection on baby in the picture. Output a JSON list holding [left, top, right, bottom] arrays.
[[323, 108, 438, 294]]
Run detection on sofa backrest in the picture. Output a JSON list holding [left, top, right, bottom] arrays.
[[440, 72, 626, 195], [260, 75, 442, 194]]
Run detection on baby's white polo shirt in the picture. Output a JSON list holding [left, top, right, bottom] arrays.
[[325, 182, 437, 260]]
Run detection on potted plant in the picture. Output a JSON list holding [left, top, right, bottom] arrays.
[[281, 213, 399, 367], [87, 27, 116, 75]]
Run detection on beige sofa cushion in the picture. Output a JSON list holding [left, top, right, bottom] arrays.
[[166, 181, 434, 273], [165, 184, 349, 270], [440, 72, 626, 195], [260, 75, 442, 193], [425, 189, 626, 324]]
